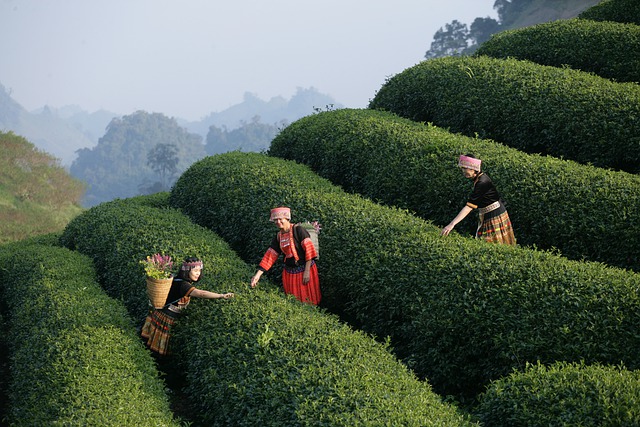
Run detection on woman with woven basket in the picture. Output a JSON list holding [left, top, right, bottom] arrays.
[[441, 154, 516, 245], [250, 207, 321, 305], [141, 257, 234, 356]]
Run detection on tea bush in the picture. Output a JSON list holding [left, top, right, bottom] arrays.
[[368, 55, 640, 174], [170, 152, 640, 398], [475, 19, 640, 83], [60, 195, 475, 426], [474, 361, 640, 426], [269, 108, 640, 271], [0, 242, 178, 426], [579, 0, 640, 25]]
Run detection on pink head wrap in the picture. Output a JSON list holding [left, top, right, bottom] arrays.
[[270, 207, 291, 222], [458, 155, 482, 172], [181, 259, 203, 271]]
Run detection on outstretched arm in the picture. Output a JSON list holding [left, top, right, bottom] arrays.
[[441, 205, 474, 236], [190, 288, 234, 299]]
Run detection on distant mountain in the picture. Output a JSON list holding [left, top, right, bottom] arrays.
[[181, 87, 342, 136], [35, 104, 118, 144], [0, 83, 341, 167], [0, 84, 106, 167]]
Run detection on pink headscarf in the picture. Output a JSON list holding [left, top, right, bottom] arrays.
[[458, 155, 482, 172], [270, 206, 291, 222]]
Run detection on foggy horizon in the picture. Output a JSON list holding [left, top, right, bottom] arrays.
[[0, 0, 496, 122]]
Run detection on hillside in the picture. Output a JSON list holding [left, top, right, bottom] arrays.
[[501, 0, 601, 30], [428, 0, 603, 57], [0, 131, 85, 243]]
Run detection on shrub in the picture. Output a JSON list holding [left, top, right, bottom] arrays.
[[475, 19, 640, 83], [60, 195, 475, 426], [269, 108, 640, 271], [474, 361, 640, 427], [579, 0, 640, 25], [170, 152, 640, 398], [368, 55, 640, 174], [0, 242, 178, 426]]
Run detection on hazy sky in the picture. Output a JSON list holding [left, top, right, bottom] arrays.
[[0, 0, 496, 121]]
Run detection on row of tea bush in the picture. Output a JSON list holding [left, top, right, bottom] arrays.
[[579, 0, 640, 25], [475, 18, 640, 83], [368, 55, 640, 174], [169, 152, 640, 400], [474, 361, 640, 426], [59, 194, 473, 426], [268, 108, 640, 271], [0, 238, 179, 426]]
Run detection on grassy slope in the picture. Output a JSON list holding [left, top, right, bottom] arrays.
[[0, 131, 85, 244]]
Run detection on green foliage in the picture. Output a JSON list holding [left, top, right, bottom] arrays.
[[268, 108, 640, 271], [0, 131, 85, 244], [170, 152, 640, 399], [579, 0, 640, 25], [70, 111, 205, 207], [476, 19, 640, 83], [0, 242, 178, 426], [59, 194, 473, 426], [369, 55, 640, 174], [474, 361, 640, 426], [0, 311, 7, 423]]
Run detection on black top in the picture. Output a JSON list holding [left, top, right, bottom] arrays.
[[160, 277, 194, 316], [467, 173, 501, 209]]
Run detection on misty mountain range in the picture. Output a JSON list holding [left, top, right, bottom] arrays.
[[0, 83, 341, 167]]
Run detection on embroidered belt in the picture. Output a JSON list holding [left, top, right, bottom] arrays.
[[479, 201, 501, 214], [284, 260, 315, 274], [167, 304, 183, 314]]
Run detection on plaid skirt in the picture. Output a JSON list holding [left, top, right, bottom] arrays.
[[140, 309, 177, 356], [282, 261, 321, 305], [477, 207, 516, 245]]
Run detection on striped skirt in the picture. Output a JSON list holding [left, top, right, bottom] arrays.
[[282, 261, 321, 305], [140, 310, 177, 356], [477, 206, 516, 245]]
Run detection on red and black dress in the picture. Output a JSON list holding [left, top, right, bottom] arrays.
[[466, 173, 516, 245], [258, 224, 321, 305], [140, 278, 195, 355]]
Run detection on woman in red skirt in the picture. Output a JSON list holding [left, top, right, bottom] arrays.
[[441, 154, 516, 245], [141, 257, 234, 356], [250, 207, 321, 305]]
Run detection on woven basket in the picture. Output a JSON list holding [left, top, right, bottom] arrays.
[[146, 276, 173, 308]]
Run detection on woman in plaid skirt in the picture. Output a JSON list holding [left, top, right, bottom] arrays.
[[141, 257, 234, 356], [441, 154, 516, 245]]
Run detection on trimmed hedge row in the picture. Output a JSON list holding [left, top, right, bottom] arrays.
[[475, 19, 640, 83], [269, 108, 640, 271], [0, 241, 178, 426], [170, 152, 640, 398], [579, 0, 640, 25], [368, 55, 640, 174], [60, 194, 474, 426], [474, 361, 640, 426]]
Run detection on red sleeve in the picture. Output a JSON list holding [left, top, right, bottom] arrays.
[[259, 247, 279, 271], [301, 237, 317, 260]]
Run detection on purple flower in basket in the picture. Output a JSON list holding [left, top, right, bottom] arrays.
[[140, 253, 174, 279]]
